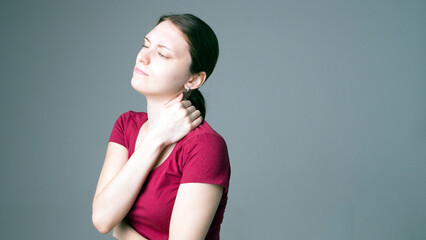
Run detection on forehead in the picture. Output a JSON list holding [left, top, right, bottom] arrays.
[[146, 21, 189, 53]]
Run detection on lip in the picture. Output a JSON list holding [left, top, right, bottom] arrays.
[[134, 67, 149, 76]]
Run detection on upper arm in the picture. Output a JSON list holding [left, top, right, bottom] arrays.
[[94, 142, 128, 198], [169, 183, 223, 240]]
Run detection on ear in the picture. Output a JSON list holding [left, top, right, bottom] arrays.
[[185, 72, 206, 90]]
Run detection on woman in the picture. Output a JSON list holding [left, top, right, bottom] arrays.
[[92, 14, 231, 240]]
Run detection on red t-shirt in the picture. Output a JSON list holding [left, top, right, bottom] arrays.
[[108, 111, 231, 240]]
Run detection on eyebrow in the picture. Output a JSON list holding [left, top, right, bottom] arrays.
[[144, 37, 174, 53]]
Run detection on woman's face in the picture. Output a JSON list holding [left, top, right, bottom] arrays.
[[131, 20, 193, 98]]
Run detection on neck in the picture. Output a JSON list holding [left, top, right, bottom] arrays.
[[145, 94, 176, 130]]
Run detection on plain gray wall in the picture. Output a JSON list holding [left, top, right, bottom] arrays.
[[1, 0, 425, 239]]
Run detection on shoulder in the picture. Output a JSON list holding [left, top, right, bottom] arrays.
[[181, 121, 227, 149], [116, 110, 147, 121], [110, 110, 147, 135], [178, 121, 231, 193], [113, 111, 147, 126], [179, 121, 230, 167]]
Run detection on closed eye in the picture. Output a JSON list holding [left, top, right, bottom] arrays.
[[158, 52, 169, 58], [141, 42, 169, 58]]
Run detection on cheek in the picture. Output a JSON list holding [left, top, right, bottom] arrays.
[[153, 61, 191, 87]]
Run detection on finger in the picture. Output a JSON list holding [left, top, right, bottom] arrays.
[[191, 115, 203, 130], [164, 92, 184, 107], [189, 109, 201, 121], [181, 100, 192, 108], [186, 105, 196, 114]]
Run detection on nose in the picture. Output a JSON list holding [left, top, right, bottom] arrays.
[[137, 47, 150, 65]]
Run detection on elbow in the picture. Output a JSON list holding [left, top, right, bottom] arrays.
[[92, 211, 114, 234]]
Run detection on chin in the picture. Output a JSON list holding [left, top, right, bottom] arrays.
[[131, 77, 148, 95], [131, 77, 162, 97]]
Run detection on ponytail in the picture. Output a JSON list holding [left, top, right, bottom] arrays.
[[188, 89, 206, 119]]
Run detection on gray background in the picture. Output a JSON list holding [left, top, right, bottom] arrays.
[[1, 0, 425, 239]]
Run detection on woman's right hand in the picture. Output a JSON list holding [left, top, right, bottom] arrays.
[[148, 92, 202, 146]]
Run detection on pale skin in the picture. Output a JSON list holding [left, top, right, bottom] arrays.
[[92, 21, 223, 240]]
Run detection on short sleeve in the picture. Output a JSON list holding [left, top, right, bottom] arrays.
[[180, 133, 231, 193], [108, 112, 128, 148]]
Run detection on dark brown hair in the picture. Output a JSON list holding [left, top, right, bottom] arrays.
[[157, 14, 219, 119]]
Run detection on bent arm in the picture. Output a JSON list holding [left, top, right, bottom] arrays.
[[92, 134, 165, 234], [169, 183, 223, 240], [93, 93, 202, 235]]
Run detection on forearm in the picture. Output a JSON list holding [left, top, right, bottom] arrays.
[[93, 134, 165, 233]]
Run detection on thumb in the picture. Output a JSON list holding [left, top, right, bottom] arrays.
[[164, 92, 184, 107]]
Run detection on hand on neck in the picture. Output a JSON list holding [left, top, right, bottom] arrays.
[[145, 92, 183, 130]]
